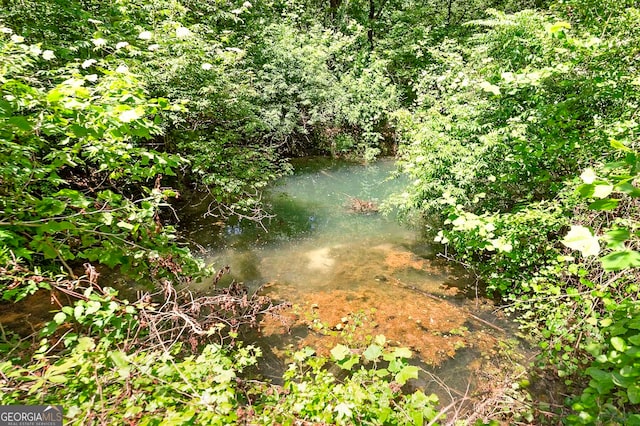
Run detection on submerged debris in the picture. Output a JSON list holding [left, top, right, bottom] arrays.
[[346, 196, 379, 214]]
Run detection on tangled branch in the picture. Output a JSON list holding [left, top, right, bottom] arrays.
[[136, 274, 292, 351]]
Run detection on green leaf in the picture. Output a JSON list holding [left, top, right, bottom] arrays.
[[41, 321, 58, 336], [603, 228, 630, 250], [292, 347, 315, 362], [70, 124, 89, 138], [601, 250, 640, 271], [612, 371, 635, 388], [38, 221, 75, 233], [330, 344, 351, 361], [578, 184, 595, 198], [363, 344, 383, 361], [334, 402, 353, 419], [53, 312, 66, 324], [549, 21, 571, 34], [339, 355, 360, 371], [611, 138, 633, 153], [562, 225, 600, 257], [37, 242, 58, 259], [116, 221, 135, 230], [7, 116, 32, 131], [629, 385, 640, 404], [593, 185, 613, 199], [620, 364, 640, 377], [393, 347, 413, 359], [479, 81, 500, 95], [47, 88, 65, 103], [589, 199, 619, 211], [76, 337, 96, 352], [47, 375, 68, 384], [395, 365, 419, 385], [411, 411, 424, 426], [611, 337, 627, 352], [36, 198, 68, 217], [375, 368, 390, 378], [616, 182, 640, 197], [100, 212, 114, 225], [73, 304, 84, 320], [0, 99, 14, 115], [213, 369, 235, 384], [110, 351, 130, 369], [587, 367, 610, 381]]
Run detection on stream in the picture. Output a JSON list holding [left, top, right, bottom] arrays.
[[181, 157, 520, 397], [0, 156, 527, 406]]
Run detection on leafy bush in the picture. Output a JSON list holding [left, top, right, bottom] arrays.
[[570, 301, 640, 424], [256, 339, 439, 425], [250, 22, 398, 159], [1, 281, 440, 425], [392, 4, 640, 423], [0, 26, 202, 299], [394, 7, 640, 219]]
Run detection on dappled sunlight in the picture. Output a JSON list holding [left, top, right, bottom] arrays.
[[305, 246, 337, 272]]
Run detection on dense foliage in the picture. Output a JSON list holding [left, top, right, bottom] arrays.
[[2, 0, 640, 424], [392, 1, 640, 423]]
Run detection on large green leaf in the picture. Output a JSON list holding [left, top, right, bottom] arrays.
[[395, 365, 419, 385], [603, 228, 631, 249], [363, 344, 383, 361], [330, 344, 351, 362], [601, 250, 640, 271], [628, 385, 640, 405], [589, 199, 619, 211]]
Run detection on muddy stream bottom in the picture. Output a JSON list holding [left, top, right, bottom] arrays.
[[257, 242, 501, 365], [245, 241, 528, 403]]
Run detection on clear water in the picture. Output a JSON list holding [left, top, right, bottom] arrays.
[[181, 157, 513, 388], [185, 157, 459, 295]]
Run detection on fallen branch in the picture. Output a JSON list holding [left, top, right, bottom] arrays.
[[137, 276, 292, 350]]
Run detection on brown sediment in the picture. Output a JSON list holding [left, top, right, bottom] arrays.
[[315, 243, 469, 296], [260, 283, 501, 366], [0, 290, 56, 336], [383, 250, 429, 271], [257, 242, 505, 366], [345, 197, 379, 214], [387, 279, 505, 333]]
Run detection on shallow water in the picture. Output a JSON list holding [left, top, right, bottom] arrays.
[[182, 158, 514, 390]]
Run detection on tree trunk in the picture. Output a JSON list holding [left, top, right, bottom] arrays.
[[368, 0, 375, 50], [329, 0, 341, 21]]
